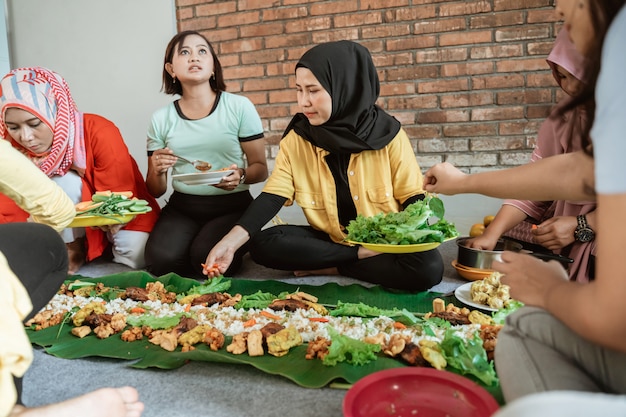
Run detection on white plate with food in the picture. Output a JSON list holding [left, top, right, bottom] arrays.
[[172, 169, 234, 185], [454, 281, 498, 312]]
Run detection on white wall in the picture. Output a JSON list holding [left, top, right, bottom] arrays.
[[5, 0, 176, 180]]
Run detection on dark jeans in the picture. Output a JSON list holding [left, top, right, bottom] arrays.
[[0, 222, 68, 405], [145, 191, 253, 279], [249, 225, 444, 291]]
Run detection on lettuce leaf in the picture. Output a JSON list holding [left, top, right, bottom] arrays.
[[329, 301, 421, 326], [182, 276, 231, 297], [440, 329, 499, 387], [126, 313, 186, 329], [491, 300, 524, 325], [345, 196, 458, 244], [322, 326, 381, 366]]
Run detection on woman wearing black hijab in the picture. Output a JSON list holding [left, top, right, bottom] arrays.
[[203, 40, 443, 291]]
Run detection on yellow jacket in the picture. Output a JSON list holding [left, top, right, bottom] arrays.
[[0, 252, 33, 417], [262, 128, 424, 243], [0, 139, 75, 232]]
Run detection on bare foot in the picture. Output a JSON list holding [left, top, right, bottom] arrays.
[[10, 386, 144, 417], [66, 238, 86, 274], [294, 267, 339, 277]]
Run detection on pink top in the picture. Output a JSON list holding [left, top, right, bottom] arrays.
[[504, 28, 596, 283]]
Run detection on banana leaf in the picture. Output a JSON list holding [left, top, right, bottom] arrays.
[[27, 270, 501, 400]]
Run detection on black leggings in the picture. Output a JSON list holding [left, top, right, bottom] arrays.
[[249, 225, 444, 291], [0, 222, 68, 405], [145, 191, 253, 279]]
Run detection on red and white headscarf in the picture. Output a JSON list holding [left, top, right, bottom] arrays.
[[0, 67, 86, 177]]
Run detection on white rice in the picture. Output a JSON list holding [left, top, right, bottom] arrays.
[[38, 293, 481, 344]]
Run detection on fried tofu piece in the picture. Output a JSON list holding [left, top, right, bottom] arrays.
[[71, 325, 92, 338], [149, 330, 178, 351], [247, 330, 264, 357], [432, 298, 446, 313]]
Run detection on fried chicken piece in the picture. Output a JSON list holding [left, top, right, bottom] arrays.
[[268, 298, 309, 312], [121, 327, 143, 342], [145, 281, 177, 303], [427, 311, 471, 325], [227, 332, 249, 355], [149, 330, 178, 352], [480, 324, 502, 361], [190, 292, 230, 306], [174, 316, 198, 334], [71, 326, 92, 338], [94, 323, 115, 339], [306, 336, 331, 360], [25, 310, 67, 330], [399, 342, 429, 367], [83, 313, 112, 328], [383, 334, 409, 357], [247, 330, 264, 357], [221, 293, 241, 308], [260, 322, 285, 339], [110, 313, 127, 332], [203, 327, 225, 351], [124, 287, 150, 302]]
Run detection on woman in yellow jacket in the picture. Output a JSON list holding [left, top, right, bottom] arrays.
[[0, 139, 143, 417], [203, 41, 443, 291]]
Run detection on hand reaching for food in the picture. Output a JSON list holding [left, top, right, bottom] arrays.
[[423, 162, 467, 195]]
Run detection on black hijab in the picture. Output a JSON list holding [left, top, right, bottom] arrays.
[[283, 40, 401, 154]]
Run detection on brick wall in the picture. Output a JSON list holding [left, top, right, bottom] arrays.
[[176, 0, 560, 173]]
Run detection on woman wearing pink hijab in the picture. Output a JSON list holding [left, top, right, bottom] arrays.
[[468, 27, 596, 283], [0, 67, 161, 273]]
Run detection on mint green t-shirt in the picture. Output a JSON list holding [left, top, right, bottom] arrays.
[[147, 91, 264, 195]]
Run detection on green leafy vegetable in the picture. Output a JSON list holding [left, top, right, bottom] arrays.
[[322, 326, 381, 366], [329, 301, 421, 326], [345, 195, 459, 245], [126, 313, 186, 329], [76, 193, 152, 218], [234, 290, 289, 309], [182, 276, 231, 297], [440, 329, 499, 387], [491, 300, 524, 325]]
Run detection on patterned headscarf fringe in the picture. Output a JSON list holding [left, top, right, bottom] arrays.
[[0, 67, 86, 177]]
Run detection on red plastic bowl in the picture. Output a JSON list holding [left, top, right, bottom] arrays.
[[343, 368, 499, 417]]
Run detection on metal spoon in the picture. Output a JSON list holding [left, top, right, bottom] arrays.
[[171, 154, 212, 171]]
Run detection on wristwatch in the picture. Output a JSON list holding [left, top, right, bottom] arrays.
[[238, 167, 246, 184], [574, 214, 595, 242]]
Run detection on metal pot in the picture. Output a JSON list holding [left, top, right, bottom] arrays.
[[456, 237, 574, 270]]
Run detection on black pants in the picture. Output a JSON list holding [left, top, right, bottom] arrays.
[[0, 222, 68, 405], [249, 225, 444, 292], [145, 191, 253, 279]]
